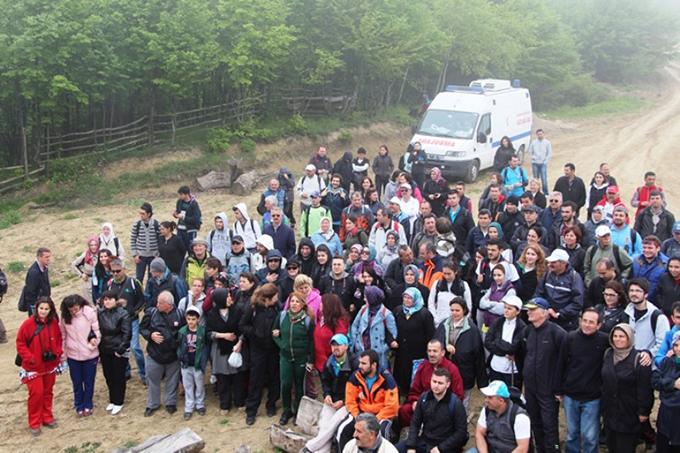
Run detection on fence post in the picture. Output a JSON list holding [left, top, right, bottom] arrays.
[[148, 106, 155, 146], [171, 113, 177, 145], [45, 125, 51, 177], [21, 126, 29, 179]]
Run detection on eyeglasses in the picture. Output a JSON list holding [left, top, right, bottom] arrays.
[[603, 292, 618, 297], [271, 214, 281, 218], [111, 269, 123, 274]]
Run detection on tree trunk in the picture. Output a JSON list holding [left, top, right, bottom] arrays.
[[397, 66, 410, 104]]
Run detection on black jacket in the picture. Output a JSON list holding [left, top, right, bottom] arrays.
[[559, 329, 609, 400], [594, 304, 630, 334], [553, 176, 587, 209], [157, 234, 186, 275], [521, 321, 567, 394], [140, 307, 185, 364], [446, 206, 475, 246], [485, 316, 526, 370], [318, 273, 355, 308], [321, 353, 356, 402], [238, 303, 278, 352], [584, 275, 621, 309], [98, 306, 132, 356], [498, 210, 524, 240], [383, 259, 412, 294], [205, 305, 242, 356], [635, 207, 676, 242], [22, 261, 50, 310], [656, 272, 680, 316], [406, 390, 468, 452], [106, 276, 144, 318], [601, 348, 653, 433], [435, 320, 488, 390]]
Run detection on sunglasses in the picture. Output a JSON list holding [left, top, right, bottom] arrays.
[[111, 269, 123, 274], [549, 199, 559, 202], [271, 214, 281, 218]]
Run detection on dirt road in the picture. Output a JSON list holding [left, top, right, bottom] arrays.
[[0, 66, 678, 451]]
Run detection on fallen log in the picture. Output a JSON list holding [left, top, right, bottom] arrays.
[[113, 427, 205, 453], [197, 170, 232, 190], [231, 170, 262, 196]]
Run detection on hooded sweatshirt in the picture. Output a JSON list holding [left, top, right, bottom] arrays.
[[225, 246, 252, 287], [294, 238, 317, 277], [232, 203, 261, 250], [208, 212, 231, 265]]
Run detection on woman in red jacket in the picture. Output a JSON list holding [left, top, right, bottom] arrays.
[[16, 296, 63, 436]]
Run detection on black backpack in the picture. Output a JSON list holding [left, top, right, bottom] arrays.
[[0, 268, 7, 301]]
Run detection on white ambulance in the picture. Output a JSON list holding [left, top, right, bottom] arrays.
[[411, 79, 532, 182]]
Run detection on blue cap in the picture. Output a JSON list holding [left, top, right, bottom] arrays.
[[673, 221, 680, 233], [525, 297, 550, 310], [480, 380, 510, 398], [330, 334, 348, 345]]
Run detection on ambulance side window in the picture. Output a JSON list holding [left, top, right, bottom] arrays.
[[477, 113, 491, 142]]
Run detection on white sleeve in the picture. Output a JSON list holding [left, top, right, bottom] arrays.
[[514, 413, 531, 440], [463, 281, 472, 312], [477, 408, 487, 429]]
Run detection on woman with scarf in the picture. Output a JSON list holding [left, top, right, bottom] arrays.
[[349, 286, 397, 371], [92, 249, 114, 302], [16, 297, 64, 436], [435, 297, 487, 412], [488, 221, 513, 263], [343, 216, 369, 252], [493, 136, 515, 171], [311, 218, 343, 258], [392, 287, 435, 395], [71, 237, 99, 303], [351, 245, 384, 279], [273, 291, 315, 426], [98, 222, 125, 260], [376, 230, 400, 271], [387, 264, 430, 310], [594, 281, 630, 333], [332, 151, 354, 193], [601, 324, 653, 453], [348, 267, 385, 319], [422, 167, 448, 216], [428, 260, 472, 328], [344, 244, 363, 273], [653, 330, 680, 453], [311, 244, 332, 288], [586, 171, 610, 218], [206, 288, 245, 414], [478, 264, 516, 334]]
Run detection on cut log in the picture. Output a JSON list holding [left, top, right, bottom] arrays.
[[231, 170, 261, 196], [197, 170, 232, 190], [295, 396, 324, 436], [113, 427, 205, 453], [227, 158, 244, 184], [269, 424, 312, 453]]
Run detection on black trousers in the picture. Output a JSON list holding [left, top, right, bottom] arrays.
[[607, 430, 638, 453], [375, 174, 390, 198], [658, 431, 680, 453], [525, 388, 560, 453], [216, 372, 246, 410], [100, 353, 128, 405], [489, 369, 523, 391], [245, 349, 279, 417]]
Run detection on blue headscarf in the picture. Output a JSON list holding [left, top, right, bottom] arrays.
[[402, 287, 424, 317], [489, 221, 504, 240]]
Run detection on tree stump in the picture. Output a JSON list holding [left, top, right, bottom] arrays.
[[197, 171, 232, 190], [231, 170, 261, 196]]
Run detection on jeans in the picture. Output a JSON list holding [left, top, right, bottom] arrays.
[[532, 163, 549, 192], [563, 396, 600, 453], [135, 255, 155, 283], [130, 319, 145, 378], [67, 357, 98, 412], [181, 367, 205, 413], [177, 230, 196, 253]]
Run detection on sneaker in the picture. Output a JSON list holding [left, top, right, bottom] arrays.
[[184, 412, 192, 421], [83, 408, 93, 417], [144, 407, 158, 417], [140, 376, 148, 387], [106, 404, 115, 412], [31, 428, 41, 437], [76, 410, 85, 418], [111, 405, 123, 416], [266, 407, 276, 417], [246, 415, 256, 426], [197, 408, 206, 416], [209, 375, 217, 385], [165, 405, 177, 415], [43, 421, 58, 429]]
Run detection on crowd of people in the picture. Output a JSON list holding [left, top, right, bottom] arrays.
[[9, 133, 680, 453]]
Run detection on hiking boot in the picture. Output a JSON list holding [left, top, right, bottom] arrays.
[[266, 407, 276, 417], [144, 407, 158, 417], [279, 412, 293, 426], [43, 421, 58, 429], [165, 405, 177, 414], [246, 415, 256, 426], [184, 412, 192, 421], [197, 407, 206, 416], [31, 427, 41, 437]]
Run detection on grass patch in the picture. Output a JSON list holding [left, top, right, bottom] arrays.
[[541, 95, 648, 119], [219, 418, 230, 425], [63, 442, 101, 453], [7, 261, 25, 273], [0, 211, 21, 229], [62, 213, 79, 220]]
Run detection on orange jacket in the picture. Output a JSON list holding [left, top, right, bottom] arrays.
[[345, 369, 399, 420]]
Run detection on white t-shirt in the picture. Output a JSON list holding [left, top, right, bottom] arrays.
[[478, 406, 531, 440], [490, 318, 518, 374]]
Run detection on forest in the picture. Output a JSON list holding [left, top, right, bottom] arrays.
[[0, 0, 677, 166]]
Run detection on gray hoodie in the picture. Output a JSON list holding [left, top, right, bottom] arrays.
[[208, 212, 231, 265]]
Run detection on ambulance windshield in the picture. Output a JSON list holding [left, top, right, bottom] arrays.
[[417, 110, 478, 140]]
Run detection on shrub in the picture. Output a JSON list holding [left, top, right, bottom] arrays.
[[0, 211, 21, 229], [49, 156, 98, 184], [239, 138, 256, 153], [338, 129, 353, 145], [7, 261, 25, 273], [206, 128, 236, 153], [286, 113, 309, 135]]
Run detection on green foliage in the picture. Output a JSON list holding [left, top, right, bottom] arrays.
[[61, 213, 79, 220], [49, 156, 99, 184], [206, 128, 237, 154], [0, 211, 21, 229], [338, 130, 352, 145], [542, 95, 648, 119], [63, 442, 101, 453], [239, 138, 256, 153], [7, 261, 25, 273], [286, 114, 308, 135]]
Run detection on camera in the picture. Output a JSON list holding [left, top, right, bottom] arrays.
[[42, 351, 56, 362]]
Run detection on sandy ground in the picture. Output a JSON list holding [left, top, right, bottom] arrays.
[[1, 64, 679, 451]]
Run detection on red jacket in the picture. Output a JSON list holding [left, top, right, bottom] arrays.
[[16, 316, 63, 373], [313, 317, 349, 370], [406, 357, 464, 403], [633, 185, 663, 218]]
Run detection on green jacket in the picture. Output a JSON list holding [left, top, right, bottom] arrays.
[[180, 252, 211, 286], [177, 324, 209, 371], [273, 311, 315, 364], [300, 205, 331, 238]]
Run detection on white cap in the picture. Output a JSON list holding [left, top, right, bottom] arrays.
[[595, 225, 611, 238], [502, 295, 523, 311], [389, 197, 401, 205], [255, 234, 274, 251], [305, 164, 316, 172], [546, 249, 570, 262]]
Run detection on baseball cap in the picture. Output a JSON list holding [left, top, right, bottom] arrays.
[[231, 235, 244, 244], [606, 185, 619, 194], [595, 225, 611, 238], [525, 297, 550, 310], [673, 221, 680, 233], [502, 295, 523, 311], [186, 306, 201, 317], [310, 191, 321, 198], [400, 183, 412, 191], [523, 205, 540, 214], [480, 380, 510, 398], [389, 197, 401, 205], [305, 164, 316, 172], [546, 249, 570, 262], [330, 334, 349, 345]]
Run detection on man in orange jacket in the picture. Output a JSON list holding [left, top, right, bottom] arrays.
[[336, 349, 399, 451]]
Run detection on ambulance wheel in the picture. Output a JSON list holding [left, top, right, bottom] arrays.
[[465, 160, 480, 183]]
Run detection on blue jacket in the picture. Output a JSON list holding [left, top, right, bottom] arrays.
[[653, 355, 680, 408], [611, 224, 643, 259], [465, 227, 489, 256], [322, 188, 349, 226], [264, 223, 296, 259], [534, 265, 584, 331], [540, 207, 561, 231], [632, 254, 668, 303], [655, 326, 680, 368], [311, 231, 343, 258], [500, 166, 528, 198], [349, 304, 398, 371]]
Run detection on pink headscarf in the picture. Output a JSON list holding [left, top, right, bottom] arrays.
[[430, 167, 445, 183], [84, 235, 99, 266]]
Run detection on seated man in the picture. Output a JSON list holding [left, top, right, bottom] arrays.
[[303, 334, 355, 453], [472, 380, 531, 453], [396, 368, 468, 453], [343, 413, 398, 453], [337, 350, 399, 452], [398, 339, 464, 430]]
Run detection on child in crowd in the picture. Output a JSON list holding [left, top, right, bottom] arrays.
[[177, 306, 209, 420]]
